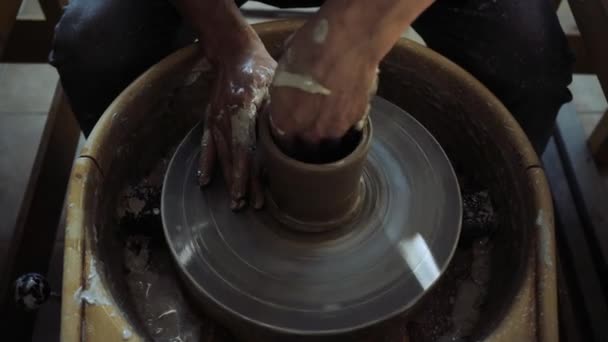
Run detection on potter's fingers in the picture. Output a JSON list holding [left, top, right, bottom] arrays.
[[312, 110, 352, 140], [250, 152, 264, 210], [250, 102, 263, 209], [355, 68, 378, 131], [212, 127, 233, 194], [355, 103, 371, 131], [300, 128, 325, 147], [358, 72, 377, 131], [369, 68, 379, 97], [259, 94, 271, 119], [250, 175, 264, 210], [198, 125, 216, 186], [231, 106, 257, 211], [231, 143, 249, 211], [268, 111, 286, 138], [268, 111, 297, 155]]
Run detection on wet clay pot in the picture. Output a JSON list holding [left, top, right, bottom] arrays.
[[61, 20, 557, 342], [259, 111, 372, 232]]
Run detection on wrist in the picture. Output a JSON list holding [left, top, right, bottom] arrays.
[[281, 18, 380, 84], [303, 0, 434, 62], [173, 0, 263, 63]]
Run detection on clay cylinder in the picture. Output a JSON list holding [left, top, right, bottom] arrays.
[[259, 111, 372, 232]]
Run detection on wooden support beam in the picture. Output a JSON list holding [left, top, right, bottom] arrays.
[[554, 103, 608, 273], [589, 110, 608, 165], [567, 0, 608, 95], [0, 84, 80, 340], [568, 0, 608, 163], [567, 34, 593, 74], [1, 20, 55, 63], [543, 137, 608, 342]]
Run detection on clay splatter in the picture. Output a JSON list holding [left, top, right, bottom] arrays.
[[122, 328, 132, 340], [76, 258, 111, 306], [536, 209, 553, 267]]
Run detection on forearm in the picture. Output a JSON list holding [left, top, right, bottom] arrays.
[[171, 0, 262, 61], [324, 0, 435, 61], [287, 0, 435, 69], [269, 0, 435, 146]]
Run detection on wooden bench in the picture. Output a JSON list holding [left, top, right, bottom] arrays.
[[566, 0, 608, 164], [545, 2, 608, 341]]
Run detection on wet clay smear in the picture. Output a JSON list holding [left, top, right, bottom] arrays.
[[115, 158, 497, 341]]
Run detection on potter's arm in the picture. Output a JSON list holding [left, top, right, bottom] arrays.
[[270, 0, 435, 146]]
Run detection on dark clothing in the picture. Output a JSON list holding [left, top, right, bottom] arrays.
[[412, 0, 573, 153], [49, 0, 573, 152]]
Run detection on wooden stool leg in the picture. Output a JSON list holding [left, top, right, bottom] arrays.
[[0, 0, 24, 57], [589, 110, 608, 165]]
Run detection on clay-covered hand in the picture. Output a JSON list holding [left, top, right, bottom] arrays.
[[198, 47, 276, 210], [268, 19, 379, 151], [268, 0, 435, 152]]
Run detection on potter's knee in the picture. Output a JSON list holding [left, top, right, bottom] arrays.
[[49, 0, 128, 74], [518, 36, 574, 108], [49, 2, 96, 70], [510, 2, 574, 100], [48, 20, 72, 69], [509, 35, 573, 152]]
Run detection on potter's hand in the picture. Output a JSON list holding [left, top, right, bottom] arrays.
[[268, 29, 378, 150], [268, 0, 435, 151], [171, 0, 276, 210], [198, 47, 276, 210]]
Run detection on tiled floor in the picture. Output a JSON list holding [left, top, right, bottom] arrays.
[[570, 75, 608, 137], [0, 1, 607, 341], [0, 64, 58, 113]]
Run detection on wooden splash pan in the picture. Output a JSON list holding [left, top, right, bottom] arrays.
[[61, 20, 557, 341]]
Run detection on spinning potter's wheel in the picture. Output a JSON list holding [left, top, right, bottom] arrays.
[[161, 97, 462, 336]]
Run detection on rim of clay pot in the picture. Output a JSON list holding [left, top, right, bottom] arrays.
[[260, 113, 373, 172]]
